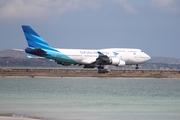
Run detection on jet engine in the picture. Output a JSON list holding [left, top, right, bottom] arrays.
[[110, 58, 125, 67], [117, 60, 126, 66]]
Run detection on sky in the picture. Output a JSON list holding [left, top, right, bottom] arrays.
[[0, 0, 180, 58]]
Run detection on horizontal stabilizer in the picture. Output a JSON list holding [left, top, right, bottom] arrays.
[[26, 54, 33, 58], [25, 47, 46, 55], [26, 54, 47, 59]]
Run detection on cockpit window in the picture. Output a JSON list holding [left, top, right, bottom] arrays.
[[141, 51, 143, 52]]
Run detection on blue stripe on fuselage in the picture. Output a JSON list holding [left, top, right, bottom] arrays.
[[37, 50, 77, 64]]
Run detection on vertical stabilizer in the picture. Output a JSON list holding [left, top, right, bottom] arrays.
[[22, 25, 57, 52]]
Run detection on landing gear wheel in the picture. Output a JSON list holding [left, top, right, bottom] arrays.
[[83, 65, 95, 68], [135, 64, 139, 69], [98, 65, 104, 69]]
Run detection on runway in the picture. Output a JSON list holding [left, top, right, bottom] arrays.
[[0, 68, 180, 78]]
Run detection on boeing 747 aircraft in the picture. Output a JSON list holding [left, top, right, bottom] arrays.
[[22, 25, 151, 69]]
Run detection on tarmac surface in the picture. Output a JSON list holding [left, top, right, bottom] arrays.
[[1, 68, 180, 78], [0, 116, 42, 120]]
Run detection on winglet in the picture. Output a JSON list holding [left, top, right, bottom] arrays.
[[97, 51, 105, 57]]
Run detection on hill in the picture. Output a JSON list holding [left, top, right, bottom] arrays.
[[0, 49, 27, 58]]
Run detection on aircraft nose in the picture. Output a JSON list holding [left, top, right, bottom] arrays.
[[146, 54, 151, 61]]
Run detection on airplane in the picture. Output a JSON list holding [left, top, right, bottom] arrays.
[[22, 25, 151, 69]]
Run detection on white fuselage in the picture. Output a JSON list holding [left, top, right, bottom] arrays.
[[54, 48, 151, 65]]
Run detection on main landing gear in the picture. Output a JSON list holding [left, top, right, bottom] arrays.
[[83, 65, 95, 68], [83, 65, 105, 69], [97, 65, 104, 69], [97, 65, 109, 73], [135, 64, 139, 69]]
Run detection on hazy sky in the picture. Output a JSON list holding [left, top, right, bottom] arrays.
[[0, 0, 180, 58]]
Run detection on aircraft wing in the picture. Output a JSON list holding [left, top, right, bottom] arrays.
[[92, 51, 111, 65]]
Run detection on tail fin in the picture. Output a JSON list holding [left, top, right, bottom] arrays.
[[22, 25, 57, 52]]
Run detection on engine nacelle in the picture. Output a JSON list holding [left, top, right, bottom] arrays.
[[110, 58, 125, 67], [110, 57, 120, 65], [118, 60, 126, 66]]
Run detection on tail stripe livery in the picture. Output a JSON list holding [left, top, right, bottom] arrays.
[[22, 25, 77, 64], [22, 25, 58, 52]]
